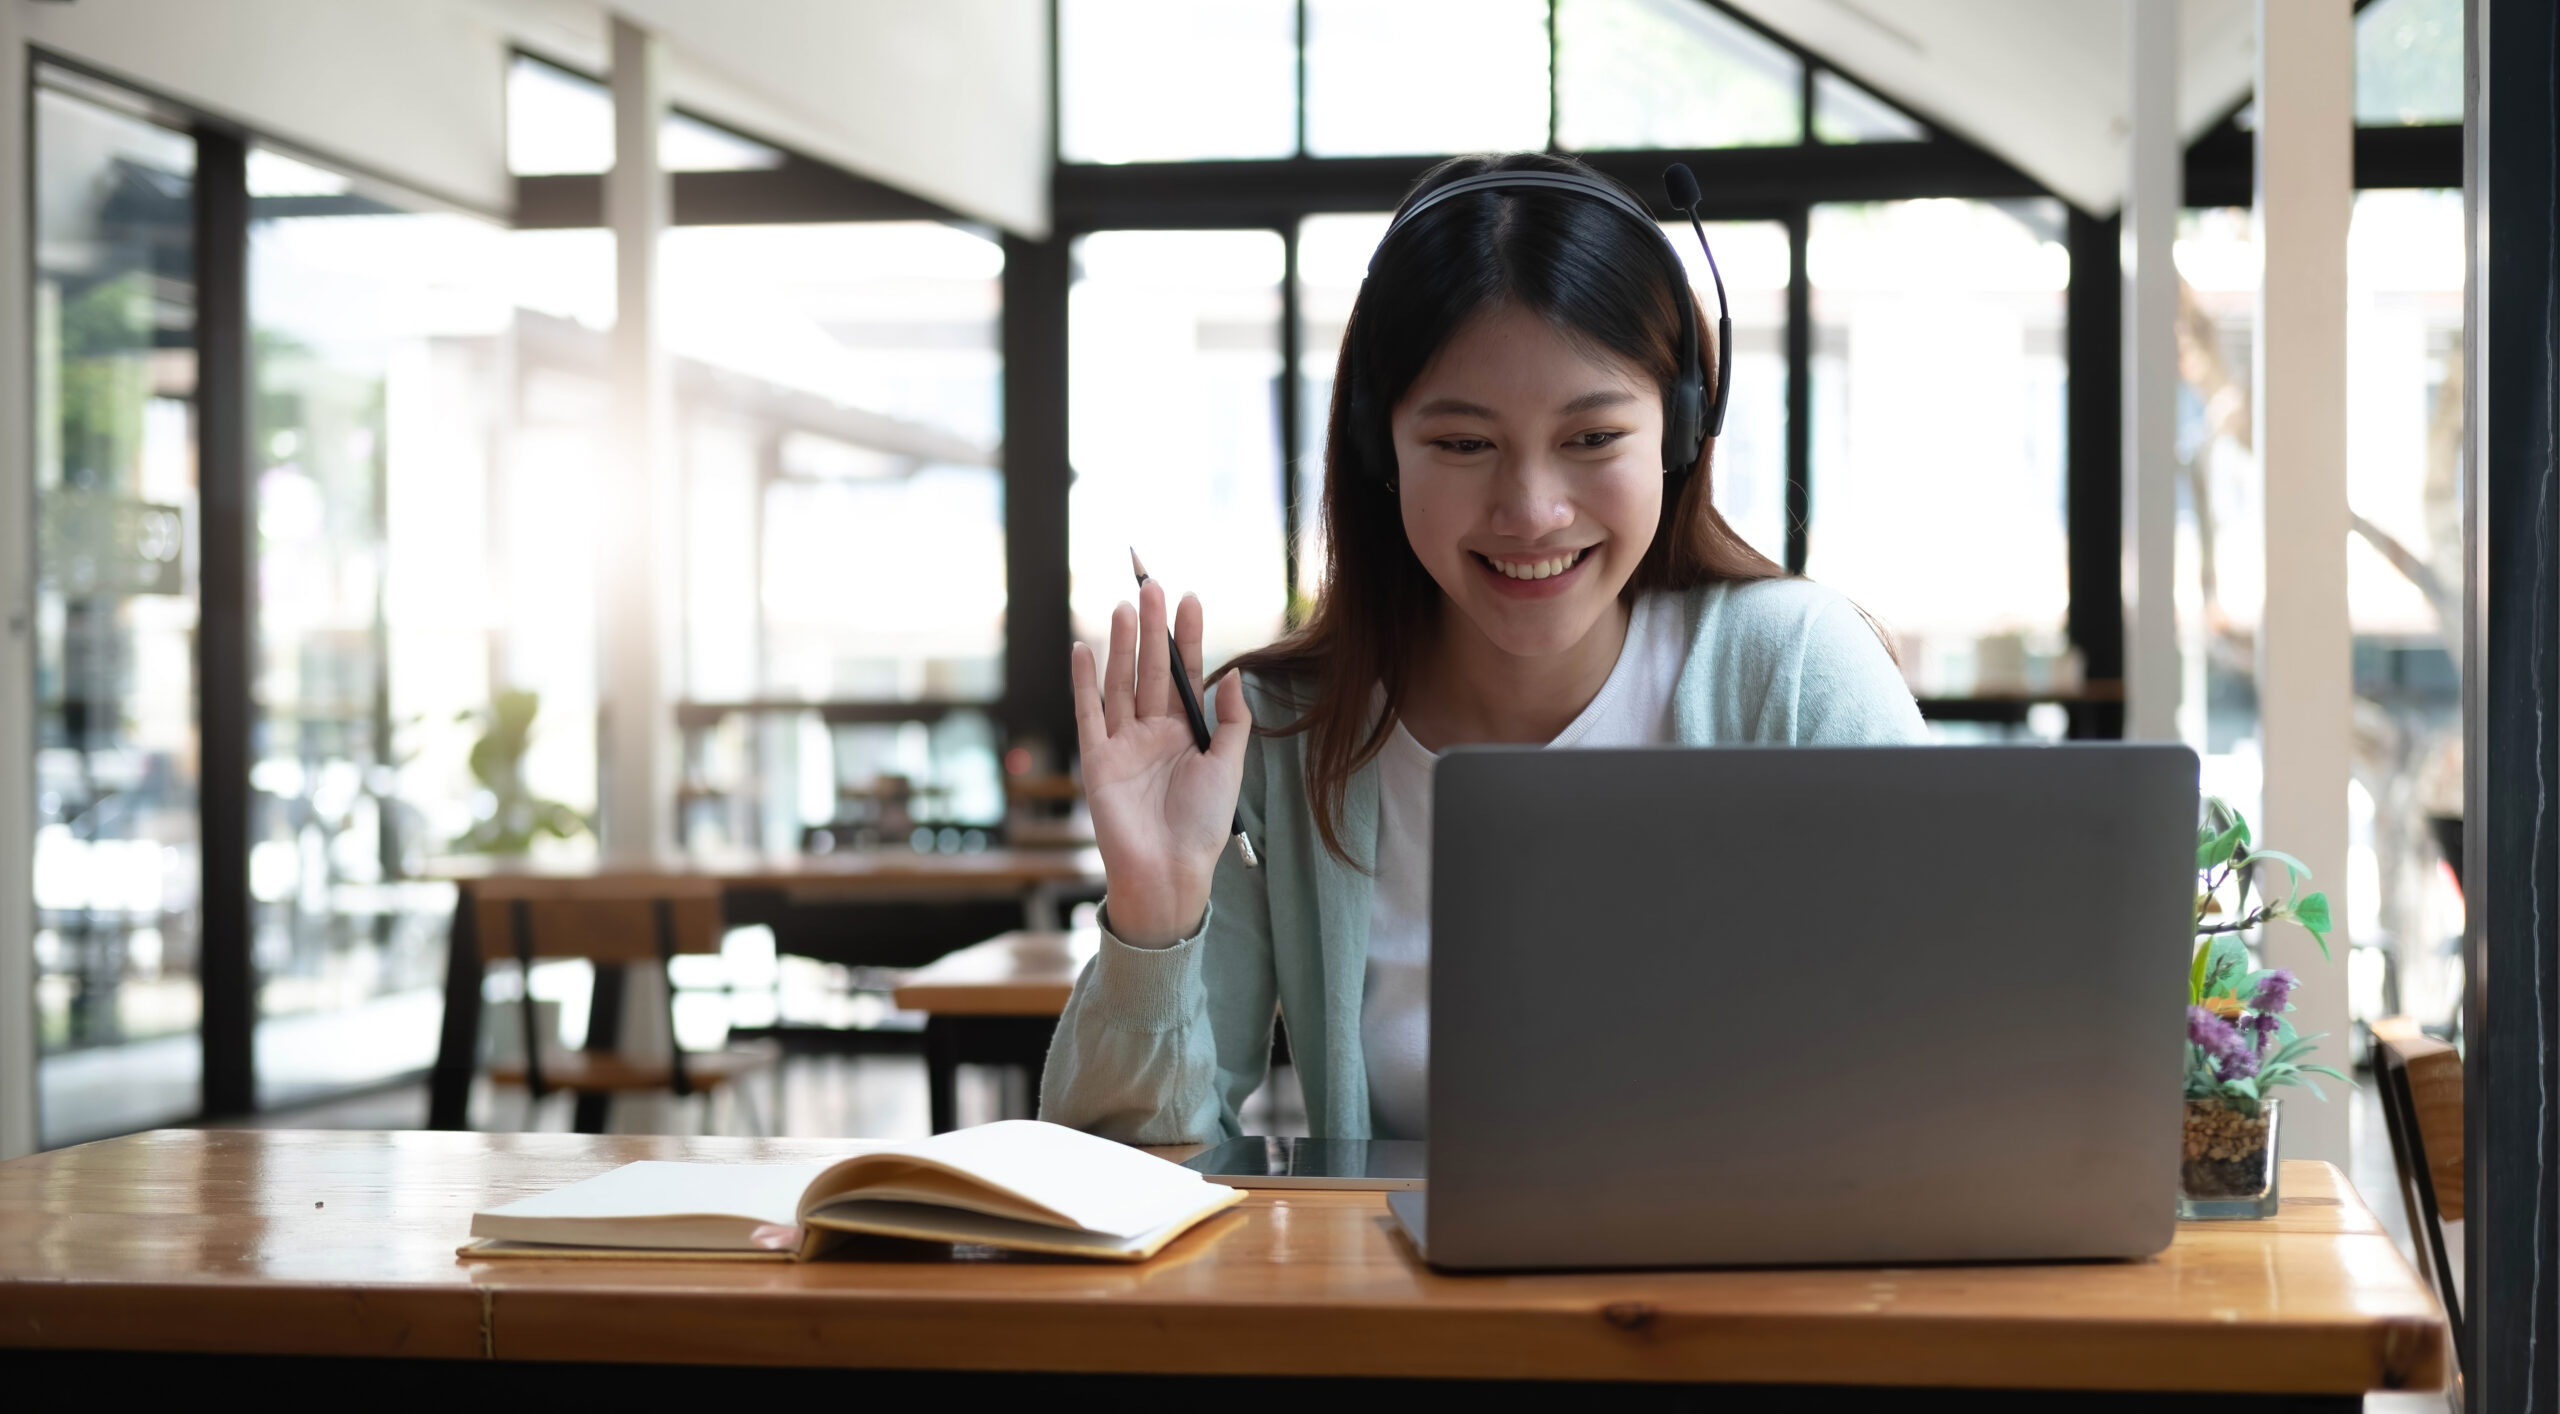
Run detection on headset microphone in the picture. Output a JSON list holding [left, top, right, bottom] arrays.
[[1661, 163, 1734, 439]]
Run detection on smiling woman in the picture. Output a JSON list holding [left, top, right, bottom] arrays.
[[1040, 153, 1925, 1146]]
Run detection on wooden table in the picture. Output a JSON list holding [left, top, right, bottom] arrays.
[[0, 1130, 2446, 1404], [425, 851, 1104, 1130], [891, 929, 1095, 1132]]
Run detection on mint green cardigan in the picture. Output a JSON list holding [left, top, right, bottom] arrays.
[[1037, 578, 1930, 1143]]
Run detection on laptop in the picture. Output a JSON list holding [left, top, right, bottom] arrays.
[[1388, 744, 2197, 1271]]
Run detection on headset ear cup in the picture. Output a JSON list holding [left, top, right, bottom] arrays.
[[1662, 373, 1706, 475]]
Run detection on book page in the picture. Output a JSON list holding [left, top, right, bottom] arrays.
[[803, 1187, 1245, 1262], [472, 1156, 868, 1249], [799, 1120, 1237, 1239]]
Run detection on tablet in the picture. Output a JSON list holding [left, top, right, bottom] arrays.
[[1179, 1137, 1425, 1191]]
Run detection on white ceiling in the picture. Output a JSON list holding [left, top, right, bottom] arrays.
[[1721, 0, 2258, 214], [468, 0, 1054, 237]]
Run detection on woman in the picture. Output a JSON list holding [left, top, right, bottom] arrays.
[[1042, 152, 1925, 1144]]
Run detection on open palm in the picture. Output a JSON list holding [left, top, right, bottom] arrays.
[[1071, 583, 1251, 947]]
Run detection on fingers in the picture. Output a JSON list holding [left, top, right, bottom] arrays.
[[1103, 601, 1138, 731], [1134, 579, 1172, 720], [1208, 671, 1252, 765], [1070, 641, 1108, 756], [1174, 593, 1206, 701]]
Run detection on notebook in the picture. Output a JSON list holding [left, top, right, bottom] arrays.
[[460, 1120, 1246, 1263]]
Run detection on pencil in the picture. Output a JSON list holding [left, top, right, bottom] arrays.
[[1130, 549, 1258, 869]]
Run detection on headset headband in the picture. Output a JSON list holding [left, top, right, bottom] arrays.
[[1369, 171, 1667, 276]]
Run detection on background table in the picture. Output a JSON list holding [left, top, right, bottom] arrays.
[[424, 851, 1104, 1130], [891, 928, 1094, 1131], [0, 1129, 2446, 1406]]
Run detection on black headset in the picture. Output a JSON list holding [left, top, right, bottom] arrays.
[[1346, 163, 1732, 487]]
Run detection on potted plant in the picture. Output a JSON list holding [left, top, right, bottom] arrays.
[[451, 689, 588, 856], [2182, 797, 2352, 1219]]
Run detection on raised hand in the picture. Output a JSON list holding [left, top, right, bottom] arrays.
[[1070, 581, 1252, 947]]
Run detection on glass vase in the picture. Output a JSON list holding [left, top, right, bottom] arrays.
[[2178, 1096, 2281, 1219]]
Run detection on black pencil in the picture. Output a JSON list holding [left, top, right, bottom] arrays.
[[1131, 549, 1257, 869]]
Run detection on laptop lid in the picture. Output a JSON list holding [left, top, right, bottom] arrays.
[[1424, 744, 2197, 1271]]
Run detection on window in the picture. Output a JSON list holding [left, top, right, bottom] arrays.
[[1060, 0, 1299, 163], [1070, 230, 1288, 671], [1304, 0, 1552, 158], [1805, 199, 2072, 704], [1295, 213, 1391, 605], [1814, 71, 1924, 145], [1665, 220, 1791, 564], [1556, 0, 1803, 151], [32, 82, 202, 1145], [245, 148, 515, 1102], [655, 223, 1008, 849], [661, 223, 1006, 702], [506, 53, 784, 176], [2170, 192, 2467, 1036], [2355, 0, 2463, 128]]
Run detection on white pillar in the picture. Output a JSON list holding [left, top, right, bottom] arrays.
[[602, 20, 686, 1129], [2254, 0, 2354, 1169], [2123, 0, 2182, 744], [601, 17, 679, 864], [0, 13, 36, 1161]]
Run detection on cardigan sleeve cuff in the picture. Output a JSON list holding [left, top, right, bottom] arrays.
[[1086, 901, 1213, 1032]]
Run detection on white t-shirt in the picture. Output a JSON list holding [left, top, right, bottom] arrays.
[[1361, 591, 1689, 1140]]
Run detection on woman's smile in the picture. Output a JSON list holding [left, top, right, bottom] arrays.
[[1472, 545, 1596, 597]]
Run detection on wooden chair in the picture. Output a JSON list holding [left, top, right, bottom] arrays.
[[475, 876, 776, 1134], [2372, 1014, 2465, 1400]]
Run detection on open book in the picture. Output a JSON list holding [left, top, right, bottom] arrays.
[[463, 1120, 1245, 1263]]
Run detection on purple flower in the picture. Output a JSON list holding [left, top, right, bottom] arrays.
[[2251, 969, 2299, 1016], [2250, 1010, 2284, 1054], [2188, 1004, 2261, 1081], [2187, 1004, 2227, 1047]]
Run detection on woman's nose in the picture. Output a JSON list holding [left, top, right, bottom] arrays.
[[1485, 452, 1576, 537]]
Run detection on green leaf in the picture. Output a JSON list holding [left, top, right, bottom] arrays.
[[2302, 1063, 2356, 1086], [2291, 892, 2334, 957], [2202, 796, 2239, 834], [2242, 848, 2312, 906], [2198, 822, 2247, 871], [2268, 1034, 2318, 1066], [2190, 940, 2212, 1004], [2201, 935, 2253, 998]]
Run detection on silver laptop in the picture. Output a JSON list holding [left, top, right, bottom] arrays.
[[1388, 744, 2197, 1271]]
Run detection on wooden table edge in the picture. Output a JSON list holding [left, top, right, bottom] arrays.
[[888, 985, 1073, 1015], [463, 1288, 2445, 1392]]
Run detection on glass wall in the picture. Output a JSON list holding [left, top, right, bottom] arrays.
[[1295, 213, 1394, 602], [2355, 0, 2464, 127], [2171, 191, 2467, 1036], [1304, 0, 1551, 158], [1069, 230, 1289, 671], [32, 82, 202, 1146], [1805, 199, 2073, 704], [245, 148, 514, 1102], [1059, 0, 1298, 163], [657, 223, 1009, 850], [506, 53, 784, 175], [1555, 0, 1801, 150], [1671, 220, 1791, 564]]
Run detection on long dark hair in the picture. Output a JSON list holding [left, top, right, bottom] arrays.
[[1227, 153, 1785, 865]]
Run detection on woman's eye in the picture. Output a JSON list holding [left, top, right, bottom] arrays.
[[1569, 430, 1630, 450], [1431, 437, 1494, 455]]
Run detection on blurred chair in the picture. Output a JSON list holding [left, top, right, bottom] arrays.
[[476, 876, 776, 1135], [2372, 1014, 2466, 1403]]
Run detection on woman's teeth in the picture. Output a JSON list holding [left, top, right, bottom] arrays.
[[1488, 549, 1584, 581]]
